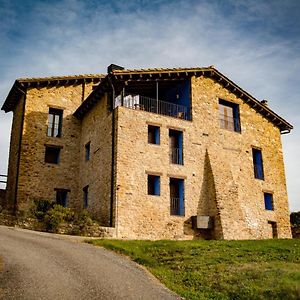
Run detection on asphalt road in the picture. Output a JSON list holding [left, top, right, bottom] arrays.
[[0, 226, 179, 300]]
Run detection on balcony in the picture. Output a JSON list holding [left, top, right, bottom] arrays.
[[115, 94, 190, 120], [170, 147, 183, 165], [170, 197, 185, 216]]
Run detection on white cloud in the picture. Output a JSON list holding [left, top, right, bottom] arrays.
[[0, 0, 299, 211]]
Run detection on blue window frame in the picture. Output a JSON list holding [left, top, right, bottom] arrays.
[[55, 189, 69, 207], [148, 125, 160, 144], [170, 178, 185, 216], [264, 193, 274, 210], [169, 129, 183, 165], [85, 142, 90, 161], [252, 148, 264, 180], [219, 99, 241, 132], [83, 185, 89, 208], [148, 175, 160, 196]]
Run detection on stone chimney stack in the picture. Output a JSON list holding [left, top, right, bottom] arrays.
[[261, 99, 268, 106]]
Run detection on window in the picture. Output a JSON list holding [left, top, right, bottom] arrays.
[[252, 148, 264, 180], [55, 189, 69, 207], [148, 125, 160, 144], [85, 142, 90, 161], [219, 99, 240, 132], [148, 175, 160, 196], [83, 185, 89, 208], [268, 221, 278, 238], [45, 146, 60, 164], [170, 178, 185, 216], [169, 129, 183, 165], [264, 193, 274, 210], [47, 108, 63, 137]]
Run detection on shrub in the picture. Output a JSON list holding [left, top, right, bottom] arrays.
[[44, 205, 73, 232], [29, 199, 98, 235], [31, 199, 54, 221]]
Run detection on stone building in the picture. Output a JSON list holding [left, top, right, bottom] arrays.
[[1, 65, 293, 240]]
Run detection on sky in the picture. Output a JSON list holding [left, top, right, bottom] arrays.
[[0, 0, 299, 211]]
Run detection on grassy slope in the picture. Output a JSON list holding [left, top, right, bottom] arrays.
[[88, 239, 300, 300]]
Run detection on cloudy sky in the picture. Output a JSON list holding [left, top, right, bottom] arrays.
[[0, 0, 299, 211]]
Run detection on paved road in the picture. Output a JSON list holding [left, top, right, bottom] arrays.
[[0, 226, 179, 300]]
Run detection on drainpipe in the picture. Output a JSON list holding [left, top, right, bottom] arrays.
[[108, 75, 116, 227], [156, 80, 159, 113]]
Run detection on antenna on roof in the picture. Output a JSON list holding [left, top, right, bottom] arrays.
[[107, 64, 124, 74]]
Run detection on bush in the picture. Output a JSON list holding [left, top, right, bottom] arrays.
[[44, 205, 73, 232], [31, 199, 54, 221], [73, 209, 93, 234], [290, 212, 300, 226], [29, 199, 98, 235]]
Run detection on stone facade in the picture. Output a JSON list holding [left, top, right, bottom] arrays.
[[2, 67, 292, 239], [114, 76, 291, 239], [5, 81, 98, 214]]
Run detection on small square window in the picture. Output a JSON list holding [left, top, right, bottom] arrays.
[[148, 175, 160, 196], [83, 185, 89, 208], [85, 142, 90, 161], [264, 193, 274, 210], [148, 125, 160, 145], [45, 146, 60, 164]]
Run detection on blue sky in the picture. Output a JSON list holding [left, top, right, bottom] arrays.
[[0, 0, 299, 211]]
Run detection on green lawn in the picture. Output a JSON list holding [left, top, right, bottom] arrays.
[[87, 239, 300, 300]]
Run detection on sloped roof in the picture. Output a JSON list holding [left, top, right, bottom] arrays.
[[1, 74, 105, 113], [1, 67, 293, 132], [73, 66, 293, 133]]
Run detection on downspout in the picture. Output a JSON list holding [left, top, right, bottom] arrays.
[[108, 75, 116, 227], [14, 86, 27, 215]]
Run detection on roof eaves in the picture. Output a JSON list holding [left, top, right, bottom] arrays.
[[74, 75, 110, 119], [210, 67, 293, 132], [2, 74, 105, 113]]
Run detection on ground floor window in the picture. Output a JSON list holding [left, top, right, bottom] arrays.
[[55, 188, 69, 207], [170, 178, 184, 216], [83, 185, 89, 208], [268, 221, 278, 238]]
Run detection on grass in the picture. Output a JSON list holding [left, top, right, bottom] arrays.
[[87, 239, 300, 300]]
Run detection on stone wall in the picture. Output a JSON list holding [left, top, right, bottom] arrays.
[[6, 74, 291, 240], [79, 94, 113, 226], [114, 75, 291, 240], [5, 95, 25, 211], [0, 189, 6, 208], [13, 82, 95, 213]]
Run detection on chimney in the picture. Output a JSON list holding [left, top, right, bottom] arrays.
[[261, 99, 268, 106], [107, 64, 124, 74]]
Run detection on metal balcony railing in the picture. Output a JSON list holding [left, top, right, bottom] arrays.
[[170, 197, 184, 216], [170, 148, 183, 165], [219, 113, 241, 132], [116, 94, 190, 120]]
